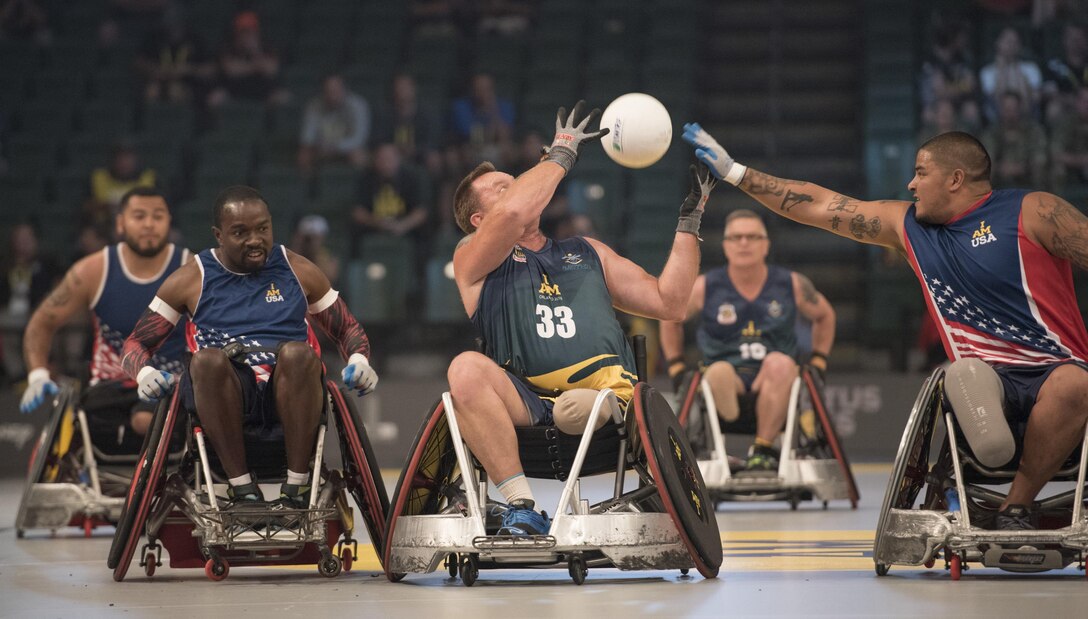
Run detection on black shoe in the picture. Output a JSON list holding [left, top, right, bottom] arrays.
[[735, 444, 780, 477], [995, 504, 1034, 530], [225, 482, 264, 508], [272, 483, 311, 509]]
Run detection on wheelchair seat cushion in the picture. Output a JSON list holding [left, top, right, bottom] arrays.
[[515, 423, 624, 480]]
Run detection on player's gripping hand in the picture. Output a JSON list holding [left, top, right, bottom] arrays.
[[543, 100, 609, 173], [342, 353, 379, 395], [682, 123, 747, 186], [137, 366, 176, 402], [677, 162, 718, 237], [20, 368, 58, 414]]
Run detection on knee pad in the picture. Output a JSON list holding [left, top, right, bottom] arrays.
[[944, 358, 1015, 468], [553, 389, 617, 435]]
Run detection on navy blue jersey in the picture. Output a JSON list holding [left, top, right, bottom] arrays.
[[472, 237, 638, 402], [90, 244, 188, 383], [696, 265, 798, 371], [903, 189, 1088, 365], [187, 245, 313, 381]]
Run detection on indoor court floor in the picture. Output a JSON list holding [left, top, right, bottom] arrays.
[[3, 467, 1088, 618]]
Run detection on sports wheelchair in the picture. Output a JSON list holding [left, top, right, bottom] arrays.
[[16, 379, 176, 538], [873, 363, 1088, 579], [674, 365, 859, 510], [106, 380, 389, 582], [382, 337, 722, 585]]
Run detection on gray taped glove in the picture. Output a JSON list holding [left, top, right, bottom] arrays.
[[677, 163, 718, 237], [543, 100, 609, 173]]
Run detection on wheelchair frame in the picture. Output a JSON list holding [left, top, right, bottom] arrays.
[[676, 365, 859, 510], [873, 367, 1088, 579], [107, 380, 389, 582], [383, 382, 722, 586]]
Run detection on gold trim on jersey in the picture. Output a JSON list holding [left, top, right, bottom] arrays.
[[526, 354, 637, 403]]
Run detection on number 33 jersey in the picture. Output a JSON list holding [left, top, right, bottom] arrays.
[[697, 265, 798, 371], [472, 237, 638, 403]]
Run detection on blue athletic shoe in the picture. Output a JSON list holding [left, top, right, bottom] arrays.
[[497, 499, 550, 536]]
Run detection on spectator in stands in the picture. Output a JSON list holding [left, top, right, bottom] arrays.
[[919, 15, 981, 131], [373, 72, 443, 178], [86, 141, 157, 230], [297, 73, 371, 175], [134, 5, 214, 104], [477, 0, 532, 35], [72, 223, 110, 263], [920, 98, 965, 142], [1050, 86, 1088, 190], [1042, 22, 1087, 123], [206, 10, 289, 109], [981, 91, 1049, 188], [0, 0, 51, 45], [449, 72, 515, 169], [289, 214, 340, 286], [979, 26, 1043, 123], [0, 221, 59, 319], [350, 142, 432, 271]]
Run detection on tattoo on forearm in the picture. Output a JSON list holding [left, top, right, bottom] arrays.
[[742, 170, 789, 197], [311, 297, 371, 359], [121, 309, 174, 379], [780, 190, 814, 212], [1035, 195, 1088, 269], [797, 274, 820, 305], [830, 215, 842, 231], [849, 214, 882, 239], [827, 194, 859, 213]]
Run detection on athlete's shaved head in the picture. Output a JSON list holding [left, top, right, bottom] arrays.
[[919, 131, 991, 183], [214, 185, 267, 227]]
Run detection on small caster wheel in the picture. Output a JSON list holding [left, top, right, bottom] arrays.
[[875, 563, 890, 576], [340, 548, 353, 573], [143, 552, 157, 577], [205, 558, 229, 581], [84, 519, 93, 538], [568, 556, 587, 585], [319, 554, 343, 578], [923, 557, 935, 569], [460, 555, 478, 587], [446, 553, 459, 579], [387, 571, 406, 582], [822, 501, 829, 511], [680, 568, 690, 576], [16, 529, 24, 539], [950, 554, 962, 581]]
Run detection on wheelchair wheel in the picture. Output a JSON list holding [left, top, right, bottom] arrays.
[[632, 383, 722, 578], [872, 369, 944, 569], [329, 384, 391, 566], [106, 389, 181, 581], [675, 370, 702, 429], [15, 382, 79, 535], [384, 398, 459, 582], [801, 366, 861, 508]]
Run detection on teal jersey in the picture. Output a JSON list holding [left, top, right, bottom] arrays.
[[696, 265, 798, 371], [471, 237, 638, 402]]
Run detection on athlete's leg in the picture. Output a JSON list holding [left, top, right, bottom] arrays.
[[129, 400, 154, 436], [447, 352, 532, 483], [703, 361, 744, 422], [272, 342, 324, 476], [1003, 363, 1088, 508], [750, 352, 798, 444], [189, 348, 247, 478]]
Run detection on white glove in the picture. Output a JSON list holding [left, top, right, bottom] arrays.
[[682, 122, 747, 186], [20, 368, 58, 414], [341, 353, 379, 395], [137, 366, 176, 402]]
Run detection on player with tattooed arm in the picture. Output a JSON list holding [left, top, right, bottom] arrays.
[[659, 208, 836, 475], [20, 187, 189, 439], [684, 126, 1088, 529], [121, 186, 378, 507]]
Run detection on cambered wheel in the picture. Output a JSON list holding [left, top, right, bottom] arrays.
[[319, 554, 343, 578], [446, 553, 459, 579], [340, 547, 353, 573], [460, 554, 478, 587], [205, 558, 229, 581], [143, 552, 157, 577], [875, 563, 890, 576], [568, 555, 588, 585], [950, 554, 962, 581]]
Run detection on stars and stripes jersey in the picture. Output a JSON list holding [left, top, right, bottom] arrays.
[[902, 188, 1088, 366], [696, 265, 798, 371], [90, 243, 189, 384], [471, 237, 638, 403], [186, 245, 319, 382]]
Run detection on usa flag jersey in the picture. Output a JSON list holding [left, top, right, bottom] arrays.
[[186, 245, 317, 382], [90, 244, 188, 383], [902, 188, 1088, 366]]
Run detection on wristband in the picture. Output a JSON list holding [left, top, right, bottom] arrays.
[[725, 163, 748, 186], [809, 351, 828, 363], [28, 367, 50, 384]]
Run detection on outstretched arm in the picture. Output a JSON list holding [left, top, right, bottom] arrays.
[[684, 123, 911, 251]]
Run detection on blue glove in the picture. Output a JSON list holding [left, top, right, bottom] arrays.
[[20, 368, 58, 414], [682, 122, 747, 185], [137, 366, 176, 402], [342, 353, 379, 395]]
